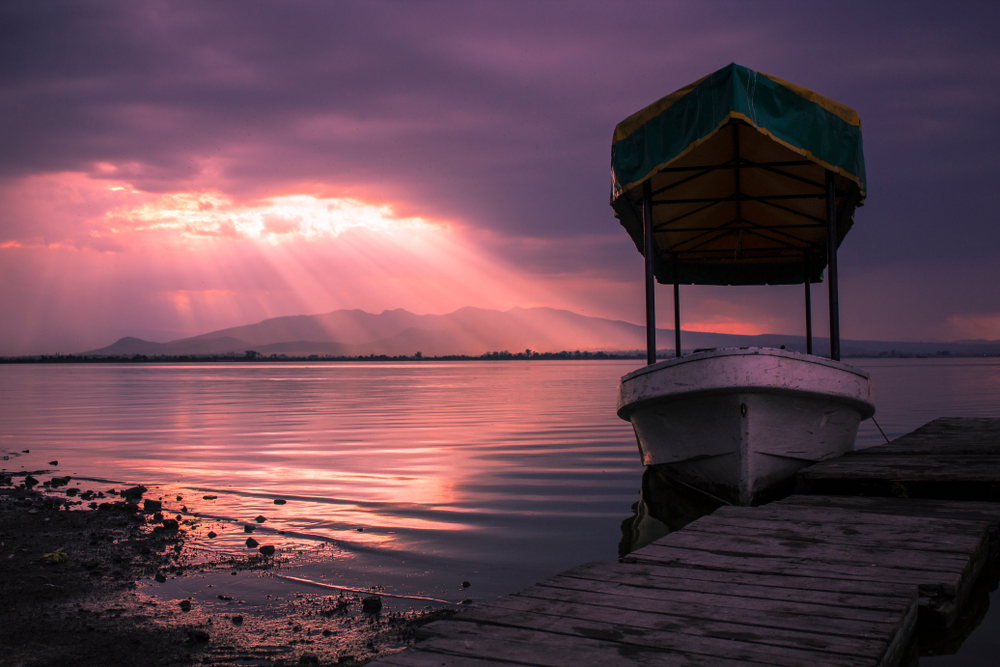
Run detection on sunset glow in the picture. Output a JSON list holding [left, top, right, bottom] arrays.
[[2, 3, 998, 355], [0, 171, 580, 353], [103, 191, 444, 242]]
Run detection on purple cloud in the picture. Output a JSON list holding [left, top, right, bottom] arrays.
[[2, 1, 999, 352]]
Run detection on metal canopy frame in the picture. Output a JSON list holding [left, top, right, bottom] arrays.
[[638, 120, 842, 364]]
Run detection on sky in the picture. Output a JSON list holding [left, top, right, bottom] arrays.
[[2, 1, 999, 355]]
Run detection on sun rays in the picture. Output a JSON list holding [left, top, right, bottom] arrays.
[[0, 172, 569, 352]]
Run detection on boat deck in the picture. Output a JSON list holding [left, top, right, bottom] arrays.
[[371, 418, 1000, 667]]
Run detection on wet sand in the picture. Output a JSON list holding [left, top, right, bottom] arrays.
[[0, 474, 453, 667]]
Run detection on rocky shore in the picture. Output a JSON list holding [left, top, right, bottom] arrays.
[[0, 472, 452, 667]]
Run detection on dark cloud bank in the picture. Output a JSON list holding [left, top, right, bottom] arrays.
[[2, 1, 999, 348]]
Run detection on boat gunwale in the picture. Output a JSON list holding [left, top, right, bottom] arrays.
[[616, 384, 876, 421], [619, 346, 871, 384], [617, 347, 875, 420]]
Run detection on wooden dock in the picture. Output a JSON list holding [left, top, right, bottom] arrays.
[[372, 418, 1000, 667], [797, 417, 1000, 501]]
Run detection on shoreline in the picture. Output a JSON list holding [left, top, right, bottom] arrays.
[[4, 351, 998, 364], [0, 474, 453, 667]]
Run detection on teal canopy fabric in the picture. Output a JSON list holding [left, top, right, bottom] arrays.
[[611, 63, 866, 286]]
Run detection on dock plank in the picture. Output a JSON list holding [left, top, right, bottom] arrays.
[[556, 562, 914, 612], [681, 514, 986, 555], [625, 542, 963, 587], [851, 418, 1000, 456], [411, 622, 775, 667], [377, 652, 519, 667], [717, 500, 994, 530], [776, 494, 1000, 521], [446, 604, 884, 667], [513, 578, 907, 634], [797, 418, 1000, 500], [637, 527, 975, 573], [480, 593, 905, 657], [529, 573, 911, 624], [566, 560, 918, 599]]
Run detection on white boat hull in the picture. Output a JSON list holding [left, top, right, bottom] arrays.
[[617, 348, 875, 506]]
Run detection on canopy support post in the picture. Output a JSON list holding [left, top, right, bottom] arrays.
[[804, 252, 812, 355], [826, 170, 841, 361], [643, 180, 656, 365], [673, 257, 681, 358]]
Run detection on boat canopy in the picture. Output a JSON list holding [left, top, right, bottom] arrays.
[[611, 63, 866, 286]]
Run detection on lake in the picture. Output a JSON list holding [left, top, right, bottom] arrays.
[[2, 357, 999, 661]]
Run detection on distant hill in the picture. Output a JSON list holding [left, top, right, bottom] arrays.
[[81, 306, 1000, 358]]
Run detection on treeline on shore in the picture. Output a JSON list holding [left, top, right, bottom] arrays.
[[3, 349, 998, 363], [1, 349, 645, 363]]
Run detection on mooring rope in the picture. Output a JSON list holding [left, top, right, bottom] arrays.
[[871, 416, 891, 444]]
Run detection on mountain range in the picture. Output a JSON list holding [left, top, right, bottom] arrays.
[[82, 307, 1000, 358]]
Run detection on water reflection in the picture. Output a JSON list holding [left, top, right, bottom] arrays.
[[0, 361, 643, 603], [619, 465, 723, 558]]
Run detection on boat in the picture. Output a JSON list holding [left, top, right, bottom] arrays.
[[618, 347, 874, 505], [610, 63, 875, 506]]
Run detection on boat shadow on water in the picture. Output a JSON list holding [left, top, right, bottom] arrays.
[[618, 465, 723, 558]]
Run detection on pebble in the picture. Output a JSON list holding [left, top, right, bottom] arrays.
[[361, 595, 382, 614], [179, 600, 192, 611], [259, 545, 275, 556], [24, 476, 38, 489], [161, 519, 179, 530], [186, 629, 209, 642], [462, 581, 471, 588], [231, 615, 243, 624], [273, 499, 286, 505], [143, 499, 162, 512], [48, 460, 58, 466], [207, 531, 217, 538], [203, 495, 217, 500], [154, 572, 166, 583], [254, 515, 266, 523], [245, 537, 258, 548], [122, 485, 147, 500], [244, 525, 255, 533]]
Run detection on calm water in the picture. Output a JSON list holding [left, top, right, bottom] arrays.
[[2, 357, 999, 660]]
